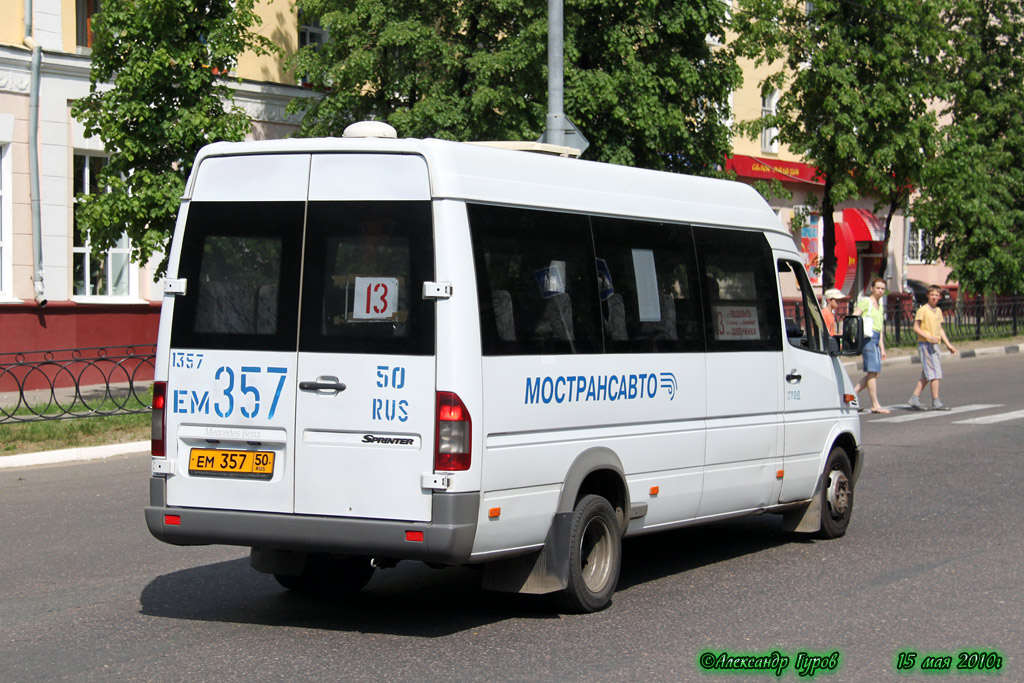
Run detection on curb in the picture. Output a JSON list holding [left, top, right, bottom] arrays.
[[841, 343, 1024, 372], [0, 440, 149, 470]]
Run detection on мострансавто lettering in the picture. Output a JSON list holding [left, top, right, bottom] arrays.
[[524, 372, 677, 405]]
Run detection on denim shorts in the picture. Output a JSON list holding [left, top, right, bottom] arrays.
[[862, 331, 882, 373]]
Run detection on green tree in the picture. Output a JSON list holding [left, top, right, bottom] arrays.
[[289, 0, 740, 172], [732, 0, 946, 289], [913, 0, 1024, 295], [71, 0, 274, 274]]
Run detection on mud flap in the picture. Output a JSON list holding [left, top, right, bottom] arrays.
[[481, 512, 572, 594], [780, 488, 822, 534]]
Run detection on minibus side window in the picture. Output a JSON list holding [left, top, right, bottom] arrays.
[[694, 227, 782, 352], [299, 201, 435, 355], [170, 201, 303, 351], [591, 217, 704, 353], [469, 204, 601, 356], [778, 260, 828, 353]]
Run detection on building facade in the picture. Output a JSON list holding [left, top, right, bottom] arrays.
[[1, 0, 957, 357], [0, 0, 309, 354], [727, 44, 955, 301]]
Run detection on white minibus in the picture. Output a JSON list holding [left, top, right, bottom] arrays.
[[146, 122, 864, 612]]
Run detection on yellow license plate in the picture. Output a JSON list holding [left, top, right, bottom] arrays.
[[189, 448, 275, 480]]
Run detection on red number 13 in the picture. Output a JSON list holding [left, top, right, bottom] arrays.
[[365, 282, 389, 314]]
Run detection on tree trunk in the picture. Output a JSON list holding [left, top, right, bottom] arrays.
[[821, 174, 836, 290], [875, 199, 898, 279]]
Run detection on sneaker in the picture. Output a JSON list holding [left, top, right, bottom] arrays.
[[907, 396, 924, 410], [932, 400, 951, 411]]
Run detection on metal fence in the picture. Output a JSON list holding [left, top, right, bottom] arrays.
[[884, 296, 1024, 346], [790, 296, 1024, 348], [0, 344, 155, 423]]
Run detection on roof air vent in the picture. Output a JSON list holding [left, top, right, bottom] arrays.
[[343, 121, 398, 139]]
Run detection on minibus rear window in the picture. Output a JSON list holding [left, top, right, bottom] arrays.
[[170, 201, 303, 351], [299, 201, 435, 355]]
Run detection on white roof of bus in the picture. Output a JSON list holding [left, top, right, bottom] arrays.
[[187, 136, 787, 235]]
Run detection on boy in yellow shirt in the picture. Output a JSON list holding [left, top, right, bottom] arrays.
[[908, 286, 958, 410]]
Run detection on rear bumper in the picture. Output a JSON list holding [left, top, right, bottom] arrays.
[[146, 477, 479, 565]]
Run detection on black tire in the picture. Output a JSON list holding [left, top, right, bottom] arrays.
[[274, 554, 375, 596], [816, 446, 854, 539], [554, 494, 621, 613]]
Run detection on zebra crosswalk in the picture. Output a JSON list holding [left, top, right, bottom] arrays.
[[953, 409, 1024, 425], [868, 404, 1005, 424]]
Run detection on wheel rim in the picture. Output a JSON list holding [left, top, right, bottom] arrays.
[[579, 515, 613, 593], [825, 468, 850, 518]]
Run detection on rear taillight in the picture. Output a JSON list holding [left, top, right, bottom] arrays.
[[435, 391, 471, 471], [152, 381, 167, 458]]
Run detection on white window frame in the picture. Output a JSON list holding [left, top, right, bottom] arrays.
[[906, 219, 933, 264], [761, 90, 780, 154], [297, 11, 327, 86], [71, 153, 140, 302]]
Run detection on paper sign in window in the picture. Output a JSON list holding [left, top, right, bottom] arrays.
[[632, 249, 660, 322], [713, 305, 761, 340], [353, 276, 399, 320], [535, 261, 567, 298]]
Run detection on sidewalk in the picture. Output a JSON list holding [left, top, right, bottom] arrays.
[[3, 337, 1022, 470], [840, 335, 1024, 371]]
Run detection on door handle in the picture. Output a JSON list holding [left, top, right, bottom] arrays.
[[786, 370, 802, 384], [299, 377, 347, 393]]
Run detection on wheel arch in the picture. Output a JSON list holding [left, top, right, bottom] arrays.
[[556, 447, 630, 534], [831, 430, 862, 485]]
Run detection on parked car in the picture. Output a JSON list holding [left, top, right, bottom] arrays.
[[906, 279, 953, 311]]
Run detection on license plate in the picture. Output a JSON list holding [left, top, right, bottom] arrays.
[[189, 448, 275, 480]]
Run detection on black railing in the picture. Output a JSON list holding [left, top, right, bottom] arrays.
[[885, 296, 1023, 346], [782, 296, 1023, 349], [0, 345, 155, 423]]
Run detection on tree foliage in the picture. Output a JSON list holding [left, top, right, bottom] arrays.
[[913, 0, 1024, 295], [289, 0, 740, 172], [71, 0, 273, 274], [732, 0, 946, 289]]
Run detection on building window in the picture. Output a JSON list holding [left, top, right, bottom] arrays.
[[73, 154, 133, 297], [906, 220, 933, 264], [77, 0, 101, 48], [761, 90, 779, 154], [298, 19, 326, 51], [297, 11, 327, 86]]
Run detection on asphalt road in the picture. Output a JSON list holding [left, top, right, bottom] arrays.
[[1, 354, 1021, 681]]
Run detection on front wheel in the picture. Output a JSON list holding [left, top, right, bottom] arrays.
[[554, 494, 622, 613], [816, 446, 854, 539]]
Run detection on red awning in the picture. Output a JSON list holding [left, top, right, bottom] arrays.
[[843, 208, 885, 242], [833, 219, 858, 294]]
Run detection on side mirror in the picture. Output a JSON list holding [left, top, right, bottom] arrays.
[[838, 316, 864, 356]]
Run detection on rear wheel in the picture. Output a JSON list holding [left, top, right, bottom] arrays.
[[274, 554, 375, 596], [816, 446, 854, 539], [554, 494, 621, 613]]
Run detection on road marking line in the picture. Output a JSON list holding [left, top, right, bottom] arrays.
[[870, 404, 1003, 423], [953, 409, 1024, 425]]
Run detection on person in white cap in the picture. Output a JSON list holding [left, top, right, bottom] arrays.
[[822, 288, 847, 336]]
